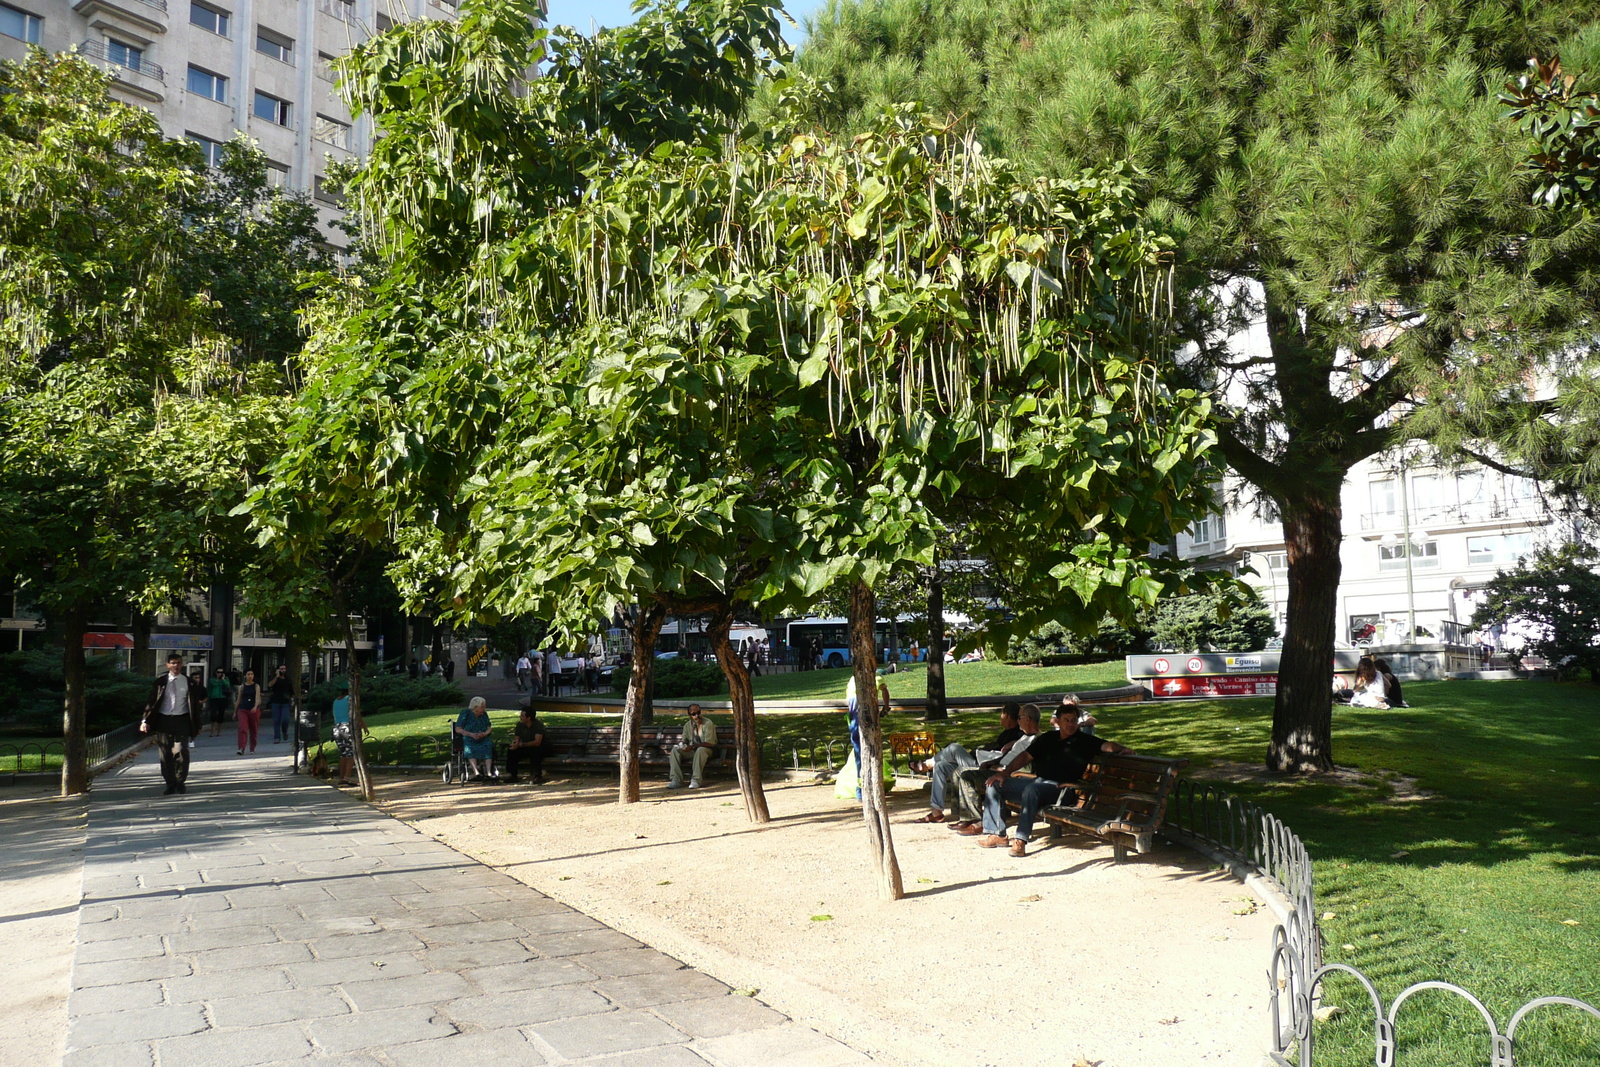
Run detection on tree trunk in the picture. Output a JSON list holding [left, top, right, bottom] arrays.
[[640, 605, 656, 725], [60, 603, 90, 796], [708, 603, 770, 824], [285, 636, 300, 771], [620, 604, 666, 804], [849, 579, 904, 900], [429, 617, 444, 675], [130, 609, 153, 678], [1267, 486, 1343, 774], [924, 565, 947, 721], [340, 607, 375, 801]]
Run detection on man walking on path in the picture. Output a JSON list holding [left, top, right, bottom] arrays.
[[267, 664, 294, 744], [515, 653, 532, 692], [139, 653, 202, 794]]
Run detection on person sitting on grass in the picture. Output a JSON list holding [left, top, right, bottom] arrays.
[[977, 701, 1134, 858], [1349, 659, 1389, 709], [454, 696, 498, 781], [1373, 658, 1407, 708], [912, 703, 1025, 824], [668, 704, 718, 789], [506, 705, 545, 785]]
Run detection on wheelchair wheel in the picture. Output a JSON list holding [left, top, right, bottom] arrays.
[[441, 764, 453, 784]]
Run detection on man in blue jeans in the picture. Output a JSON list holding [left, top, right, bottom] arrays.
[[267, 664, 295, 744], [977, 701, 1134, 858]]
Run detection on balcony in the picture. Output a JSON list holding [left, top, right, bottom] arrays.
[[1358, 497, 1551, 535], [77, 39, 166, 102], [73, 0, 167, 36]]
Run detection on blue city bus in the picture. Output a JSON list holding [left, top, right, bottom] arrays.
[[785, 617, 915, 669]]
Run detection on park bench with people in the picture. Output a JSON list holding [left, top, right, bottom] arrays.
[[1003, 752, 1189, 862], [533, 724, 734, 775]]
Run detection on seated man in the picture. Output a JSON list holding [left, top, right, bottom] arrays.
[[912, 702, 1025, 823], [949, 703, 1043, 833], [506, 705, 546, 784], [668, 704, 718, 789], [978, 701, 1134, 857]]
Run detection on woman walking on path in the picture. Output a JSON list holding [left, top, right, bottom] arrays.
[[267, 665, 294, 743], [454, 696, 497, 781], [236, 670, 262, 754], [206, 668, 233, 738]]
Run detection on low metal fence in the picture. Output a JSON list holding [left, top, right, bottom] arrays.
[[759, 736, 842, 775], [88, 722, 143, 768], [1162, 779, 1599, 1065], [0, 739, 63, 781]]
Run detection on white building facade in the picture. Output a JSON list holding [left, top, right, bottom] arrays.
[[0, 0, 463, 243]]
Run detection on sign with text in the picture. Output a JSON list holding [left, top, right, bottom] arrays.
[[1129, 650, 1364, 699]]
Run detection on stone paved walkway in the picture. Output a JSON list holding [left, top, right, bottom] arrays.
[[66, 742, 872, 1067]]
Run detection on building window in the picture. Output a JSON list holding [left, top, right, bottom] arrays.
[[313, 174, 344, 206], [1257, 551, 1287, 574], [315, 50, 338, 82], [253, 90, 292, 126], [187, 65, 228, 102], [1369, 478, 1397, 517], [1410, 473, 1444, 515], [256, 27, 293, 64], [1467, 533, 1534, 568], [190, 1, 230, 37], [1, 3, 41, 44], [1504, 475, 1538, 504], [313, 114, 350, 149], [375, 12, 394, 32], [265, 160, 289, 188], [1379, 540, 1439, 572], [187, 132, 226, 168], [428, 0, 457, 10], [105, 38, 144, 73], [318, 0, 353, 22]]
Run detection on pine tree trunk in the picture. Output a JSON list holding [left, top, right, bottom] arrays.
[[924, 565, 947, 721], [849, 579, 904, 900], [1267, 486, 1343, 774], [60, 603, 90, 797], [620, 604, 666, 805], [708, 603, 770, 824]]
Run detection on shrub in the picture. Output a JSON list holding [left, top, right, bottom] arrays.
[[302, 672, 464, 715], [0, 649, 147, 735], [610, 657, 727, 699], [1004, 617, 1149, 664], [1149, 592, 1276, 653]]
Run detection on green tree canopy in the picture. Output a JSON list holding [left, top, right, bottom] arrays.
[[794, 0, 1600, 772], [1471, 544, 1600, 683]]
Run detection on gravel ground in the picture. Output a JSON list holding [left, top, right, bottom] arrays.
[[373, 771, 1276, 1067]]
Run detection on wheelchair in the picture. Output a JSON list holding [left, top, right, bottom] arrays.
[[441, 718, 469, 785]]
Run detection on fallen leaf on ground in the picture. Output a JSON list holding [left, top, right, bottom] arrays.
[[657, 880, 672, 886], [811, 914, 834, 922], [1019, 894, 1042, 902], [1073, 1057, 1102, 1067], [1390, 850, 1410, 858], [734, 987, 760, 997], [1342, 944, 1356, 951], [1313, 1005, 1345, 1022], [1561, 919, 1580, 926], [1159, 1017, 1179, 1025], [1321, 911, 1336, 920]]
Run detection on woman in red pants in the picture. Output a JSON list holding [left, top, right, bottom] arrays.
[[235, 669, 263, 754]]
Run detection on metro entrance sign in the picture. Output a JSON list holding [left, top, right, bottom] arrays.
[[1127, 650, 1364, 699]]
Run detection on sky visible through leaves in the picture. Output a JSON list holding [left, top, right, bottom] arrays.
[[542, 0, 821, 43]]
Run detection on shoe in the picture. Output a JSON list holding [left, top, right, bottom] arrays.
[[163, 785, 177, 795], [337, 779, 353, 786], [978, 834, 1008, 848], [955, 823, 982, 836], [667, 781, 685, 789], [912, 811, 947, 824], [1009, 838, 1027, 858], [237, 749, 244, 756], [688, 781, 703, 789], [177, 782, 187, 794]]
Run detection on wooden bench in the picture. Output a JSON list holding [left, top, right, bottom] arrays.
[[1004, 753, 1188, 862], [887, 731, 939, 779], [531, 725, 735, 775]]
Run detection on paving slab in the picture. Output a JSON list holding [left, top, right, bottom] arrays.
[[60, 742, 875, 1065]]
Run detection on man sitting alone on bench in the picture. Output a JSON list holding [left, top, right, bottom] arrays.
[[668, 704, 717, 789], [912, 703, 1025, 824], [978, 701, 1134, 858]]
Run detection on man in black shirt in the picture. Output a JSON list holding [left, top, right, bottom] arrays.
[[140, 654, 203, 795], [913, 703, 1025, 824], [977, 701, 1134, 857], [267, 665, 295, 744], [505, 705, 546, 784]]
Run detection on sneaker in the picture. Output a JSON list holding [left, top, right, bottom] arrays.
[[1009, 838, 1027, 858], [237, 749, 244, 756], [688, 781, 703, 789], [163, 785, 177, 795], [177, 782, 187, 794], [667, 781, 685, 789], [978, 834, 1008, 848]]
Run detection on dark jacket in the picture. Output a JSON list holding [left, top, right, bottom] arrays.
[[142, 672, 203, 738]]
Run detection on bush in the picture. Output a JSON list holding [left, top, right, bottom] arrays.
[[302, 672, 464, 715], [0, 649, 147, 735], [1149, 592, 1276, 653], [610, 657, 727, 699], [1004, 618, 1149, 664]]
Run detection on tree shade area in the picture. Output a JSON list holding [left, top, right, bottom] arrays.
[[792, 0, 1600, 774]]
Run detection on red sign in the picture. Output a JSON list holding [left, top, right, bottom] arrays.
[[1187, 657, 1205, 673], [84, 632, 134, 649], [1152, 658, 1170, 674], [1153, 674, 1278, 699]]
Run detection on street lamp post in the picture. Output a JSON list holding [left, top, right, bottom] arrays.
[[1399, 466, 1417, 643]]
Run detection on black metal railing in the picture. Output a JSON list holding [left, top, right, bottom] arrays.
[[77, 40, 166, 82], [1162, 779, 1599, 1065], [0, 740, 63, 781], [87, 721, 143, 768]]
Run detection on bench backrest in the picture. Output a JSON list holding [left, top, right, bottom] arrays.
[[1078, 754, 1188, 828]]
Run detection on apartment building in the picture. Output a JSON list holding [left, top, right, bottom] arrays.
[[0, 0, 463, 243]]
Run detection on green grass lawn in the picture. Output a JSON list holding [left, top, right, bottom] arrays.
[[687, 658, 1133, 701], [0, 733, 64, 773], [351, 678, 1600, 1064]]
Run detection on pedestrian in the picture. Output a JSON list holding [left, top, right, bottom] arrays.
[[331, 689, 369, 787], [267, 664, 294, 744], [235, 669, 262, 754], [545, 646, 561, 694], [140, 653, 202, 795], [530, 647, 544, 695], [205, 667, 233, 738], [443, 655, 456, 682], [515, 653, 531, 692]]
